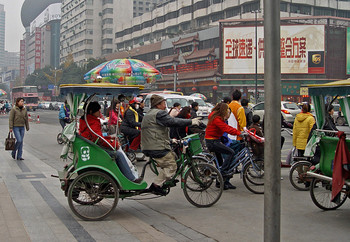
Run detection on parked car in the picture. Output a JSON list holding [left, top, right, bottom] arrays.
[[143, 94, 192, 114], [252, 101, 301, 123]]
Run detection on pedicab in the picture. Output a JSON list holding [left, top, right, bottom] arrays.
[[305, 79, 350, 210], [55, 83, 223, 221]]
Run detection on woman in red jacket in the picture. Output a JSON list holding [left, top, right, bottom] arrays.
[[205, 103, 241, 190], [80, 101, 141, 183]]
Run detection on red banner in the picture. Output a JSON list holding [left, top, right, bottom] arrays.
[[35, 28, 41, 70], [20, 40, 26, 82]]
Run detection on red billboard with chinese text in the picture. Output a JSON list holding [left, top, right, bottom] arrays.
[[35, 27, 41, 70], [20, 40, 26, 82], [222, 25, 325, 74]]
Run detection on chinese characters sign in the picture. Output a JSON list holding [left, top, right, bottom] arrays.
[[20, 40, 26, 82], [223, 25, 325, 74], [35, 28, 41, 70]]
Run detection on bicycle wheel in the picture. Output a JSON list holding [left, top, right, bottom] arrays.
[[126, 151, 136, 164], [310, 178, 347, 210], [242, 160, 264, 194], [183, 163, 223, 208], [68, 171, 119, 221], [289, 161, 312, 191], [57, 133, 64, 145]]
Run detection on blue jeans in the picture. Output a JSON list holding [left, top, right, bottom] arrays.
[[114, 150, 136, 181], [12, 126, 25, 159]]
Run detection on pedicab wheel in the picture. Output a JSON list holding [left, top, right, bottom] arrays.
[[183, 163, 223, 208], [336, 116, 346, 126], [68, 171, 119, 221], [310, 178, 347, 210], [57, 133, 64, 145], [289, 161, 312, 191], [242, 160, 264, 194], [126, 151, 136, 164]]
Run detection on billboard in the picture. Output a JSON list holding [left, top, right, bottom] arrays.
[[223, 24, 325, 74], [35, 28, 41, 70]]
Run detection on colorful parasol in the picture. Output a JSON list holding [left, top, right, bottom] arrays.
[[190, 93, 207, 101], [84, 58, 161, 85], [0, 89, 7, 97]]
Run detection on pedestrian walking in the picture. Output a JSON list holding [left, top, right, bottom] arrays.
[[9, 97, 29, 160], [293, 103, 315, 157]]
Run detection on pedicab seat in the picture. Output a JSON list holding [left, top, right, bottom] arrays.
[[319, 135, 350, 177]]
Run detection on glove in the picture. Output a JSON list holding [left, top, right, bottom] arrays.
[[191, 118, 201, 126]]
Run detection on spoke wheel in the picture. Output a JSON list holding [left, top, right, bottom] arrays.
[[242, 160, 264, 194], [183, 163, 223, 208], [57, 133, 64, 144], [126, 151, 136, 164], [68, 171, 119, 221], [310, 178, 347, 210], [289, 161, 312, 191]]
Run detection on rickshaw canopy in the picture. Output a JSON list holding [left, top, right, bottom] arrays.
[[308, 79, 350, 128], [59, 83, 144, 96]]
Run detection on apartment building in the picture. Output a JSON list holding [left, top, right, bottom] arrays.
[[60, 0, 132, 66], [133, 0, 165, 17], [114, 0, 350, 51]]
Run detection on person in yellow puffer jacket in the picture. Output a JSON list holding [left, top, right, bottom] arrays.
[[293, 103, 315, 157]]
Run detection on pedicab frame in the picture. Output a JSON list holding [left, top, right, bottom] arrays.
[[57, 83, 223, 221], [306, 79, 350, 210]]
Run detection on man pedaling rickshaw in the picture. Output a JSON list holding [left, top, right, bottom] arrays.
[[120, 97, 143, 151], [141, 94, 201, 195], [79, 101, 142, 183]]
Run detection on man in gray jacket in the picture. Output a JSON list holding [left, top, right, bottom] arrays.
[[141, 94, 200, 195]]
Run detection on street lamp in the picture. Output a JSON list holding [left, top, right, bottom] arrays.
[[252, 9, 261, 103]]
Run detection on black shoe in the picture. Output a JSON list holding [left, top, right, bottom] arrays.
[[11, 152, 15, 159], [133, 177, 143, 184], [148, 183, 167, 196], [17, 158, 24, 161], [162, 179, 179, 189], [224, 181, 236, 190]]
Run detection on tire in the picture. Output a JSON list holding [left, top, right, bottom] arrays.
[[183, 163, 223, 208], [242, 160, 264, 194], [67, 171, 119, 221], [289, 161, 312, 191], [336, 117, 346, 126], [310, 178, 347, 210], [57, 133, 64, 145]]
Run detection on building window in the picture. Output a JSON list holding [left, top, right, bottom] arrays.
[[314, 7, 333, 16], [280, 2, 287, 12], [226, 6, 240, 18], [290, 4, 312, 15], [242, 1, 260, 13]]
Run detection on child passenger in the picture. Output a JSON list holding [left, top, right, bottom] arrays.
[[248, 115, 264, 160]]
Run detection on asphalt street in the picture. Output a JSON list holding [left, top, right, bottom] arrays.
[[0, 109, 350, 241]]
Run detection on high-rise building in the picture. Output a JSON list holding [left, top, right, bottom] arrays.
[[0, 4, 5, 70], [60, 0, 132, 66], [133, 0, 165, 17], [20, 0, 61, 82]]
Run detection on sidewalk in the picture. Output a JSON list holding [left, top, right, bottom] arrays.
[[0, 142, 209, 242], [0, 181, 30, 241]]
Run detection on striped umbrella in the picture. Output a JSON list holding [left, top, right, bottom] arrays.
[[84, 58, 161, 85], [0, 89, 7, 97]]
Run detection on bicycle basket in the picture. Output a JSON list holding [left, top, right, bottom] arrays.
[[184, 133, 203, 156]]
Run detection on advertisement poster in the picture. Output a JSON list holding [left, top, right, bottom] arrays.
[[223, 25, 325, 74], [347, 27, 350, 75]]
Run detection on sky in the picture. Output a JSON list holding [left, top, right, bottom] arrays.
[[0, 0, 25, 52]]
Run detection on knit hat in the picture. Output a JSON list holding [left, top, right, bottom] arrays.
[[151, 94, 165, 108]]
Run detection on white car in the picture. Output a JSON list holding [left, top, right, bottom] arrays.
[[192, 97, 210, 117], [252, 101, 301, 123]]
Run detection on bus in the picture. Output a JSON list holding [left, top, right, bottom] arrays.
[[12, 86, 39, 111]]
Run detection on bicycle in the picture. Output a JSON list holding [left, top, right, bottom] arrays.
[[197, 132, 265, 194], [283, 128, 316, 191]]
